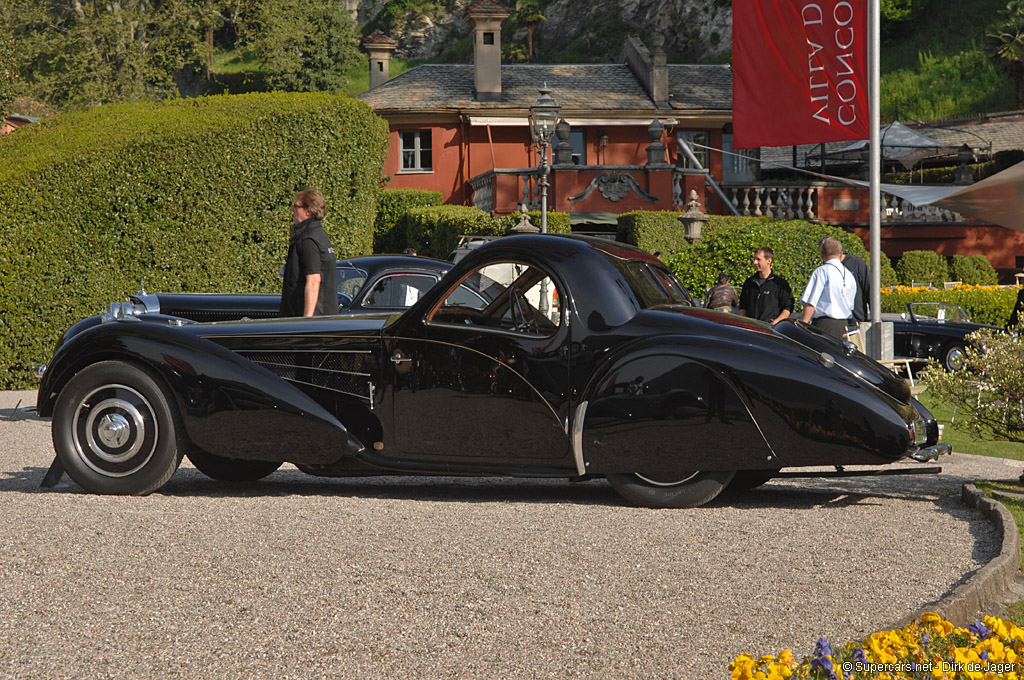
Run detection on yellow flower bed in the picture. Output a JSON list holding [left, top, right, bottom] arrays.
[[730, 614, 1024, 679]]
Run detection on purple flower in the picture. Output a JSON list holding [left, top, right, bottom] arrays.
[[981, 650, 989, 661], [810, 638, 837, 680], [850, 647, 867, 665], [968, 621, 991, 637], [921, 632, 930, 646]]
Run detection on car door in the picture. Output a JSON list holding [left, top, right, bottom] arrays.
[[384, 260, 572, 465]]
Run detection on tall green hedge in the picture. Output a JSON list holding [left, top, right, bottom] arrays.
[[0, 92, 388, 389], [660, 216, 897, 298], [373, 188, 443, 253]]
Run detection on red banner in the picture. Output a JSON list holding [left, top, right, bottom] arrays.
[[732, 0, 869, 149]]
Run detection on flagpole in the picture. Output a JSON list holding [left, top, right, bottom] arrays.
[[869, 0, 881, 330]]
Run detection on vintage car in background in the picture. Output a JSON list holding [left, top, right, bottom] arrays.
[[883, 302, 1002, 371], [123, 254, 454, 323], [35, 235, 948, 508]]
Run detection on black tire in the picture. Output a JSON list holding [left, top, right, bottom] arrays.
[[605, 470, 735, 508], [51, 361, 184, 495], [186, 448, 282, 482], [726, 470, 779, 493], [942, 343, 967, 372]]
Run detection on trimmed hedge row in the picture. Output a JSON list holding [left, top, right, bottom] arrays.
[[880, 286, 1018, 327], [399, 205, 571, 260], [373, 188, 443, 253], [656, 216, 898, 298], [0, 92, 388, 389], [616, 210, 691, 256]]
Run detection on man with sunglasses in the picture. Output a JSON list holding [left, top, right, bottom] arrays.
[[280, 189, 339, 317]]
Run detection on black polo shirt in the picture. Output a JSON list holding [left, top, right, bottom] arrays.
[[738, 272, 794, 323], [279, 218, 339, 317]]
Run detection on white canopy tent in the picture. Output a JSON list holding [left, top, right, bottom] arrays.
[[828, 121, 957, 169]]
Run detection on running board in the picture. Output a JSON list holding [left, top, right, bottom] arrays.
[[773, 466, 941, 479]]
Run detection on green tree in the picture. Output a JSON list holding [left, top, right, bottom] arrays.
[[923, 329, 1024, 445], [0, 29, 15, 119], [247, 0, 360, 93], [513, 0, 545, 62], [988, 0, 1024, 109], [1, 0, 210, 109]]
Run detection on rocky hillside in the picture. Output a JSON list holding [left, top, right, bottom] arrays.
[[356, 0, 733, 63]]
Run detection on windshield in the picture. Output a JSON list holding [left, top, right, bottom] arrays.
[[909, 302, 970, 323], [337, 267, 367, 307]]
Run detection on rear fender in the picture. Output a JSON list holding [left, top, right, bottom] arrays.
[[580, 340, 775, 475], [37, 320, 365, 464]]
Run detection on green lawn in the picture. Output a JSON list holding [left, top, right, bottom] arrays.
[[918, 393, 1024, 461]]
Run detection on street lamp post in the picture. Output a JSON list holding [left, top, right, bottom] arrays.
[[529, 83, 560, 234]]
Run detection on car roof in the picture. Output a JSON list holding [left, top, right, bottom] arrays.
[[336, 254, 451, 273]]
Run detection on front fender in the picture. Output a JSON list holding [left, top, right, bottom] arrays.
[[37, 319, 364, 464]]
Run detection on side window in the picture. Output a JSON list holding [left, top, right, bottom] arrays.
[[431, 261, 561, 335], [400, 130, 432, 172], [363, 273, 438, 308]]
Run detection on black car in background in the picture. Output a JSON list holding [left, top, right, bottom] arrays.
[[884, 302, 1002, 371], [117, 255, 453, 322]]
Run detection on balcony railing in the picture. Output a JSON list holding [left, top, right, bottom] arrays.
[[470, 166, 974, 226], [470, 168, 540, 214], [720, 184, 819, 220]]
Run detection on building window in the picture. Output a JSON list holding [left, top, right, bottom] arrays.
[[677, 131, 709, 169], [400, 130, 432, 172], [570, 129, 586, 165], [722, 134, 758, 183]]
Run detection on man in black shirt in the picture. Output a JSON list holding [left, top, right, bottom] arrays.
[[841, 250, 870, 322], [280, 189, 339, 317], [738, 247, 794, 324]]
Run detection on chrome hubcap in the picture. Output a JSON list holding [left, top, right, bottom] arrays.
[[96, 413, 131, 449], [73, 384, 158, 477]]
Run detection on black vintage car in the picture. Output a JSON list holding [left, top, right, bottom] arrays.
[[122, 254, 454, 322], [884, 302, 1002, 371], [36, 235, 948, 508]]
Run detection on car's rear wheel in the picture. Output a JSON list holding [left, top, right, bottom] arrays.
[[943, 342, 967, 372], [605, 470, 735, 508], [186, 449, 283, 482], [52, 361, 183, 495]]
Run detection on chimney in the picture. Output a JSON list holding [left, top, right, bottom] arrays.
[[362, 31, 398, 90], [465, 0, 511, 102], [621, 34, 669, 107]]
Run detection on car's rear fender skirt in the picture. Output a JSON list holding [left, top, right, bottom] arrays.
[[580, 344, 775, 475], [579, 335, 913, 474], [37, 321, 365, 465]]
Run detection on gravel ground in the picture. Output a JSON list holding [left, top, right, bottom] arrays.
[[0, 388, 1018, 680]]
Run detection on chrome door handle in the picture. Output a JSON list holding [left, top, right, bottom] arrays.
[[391, 353, 412, 364]]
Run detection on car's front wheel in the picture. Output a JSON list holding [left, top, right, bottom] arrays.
[[942, 342, 967, 372], [186, 449, 283, 482], [52, 361, 184, 495], [605, 470, 735, 508]]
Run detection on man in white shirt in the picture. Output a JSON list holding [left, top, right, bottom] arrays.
[[800, 237, 857, 339]]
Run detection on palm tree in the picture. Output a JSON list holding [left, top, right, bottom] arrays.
[[514, 0, 545, 62], [988, 0, 1024, 109]]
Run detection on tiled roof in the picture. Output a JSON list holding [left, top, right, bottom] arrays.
[[358, 63, 732, 115]]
